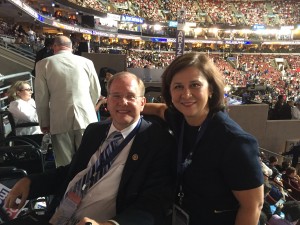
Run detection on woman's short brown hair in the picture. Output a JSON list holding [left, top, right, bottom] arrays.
[[161, 53, 225, 113]]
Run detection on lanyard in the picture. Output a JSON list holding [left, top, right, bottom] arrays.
[[176, 115, 211, 205]]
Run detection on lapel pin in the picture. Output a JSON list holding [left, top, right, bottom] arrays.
[[132, 154, 138, 161]]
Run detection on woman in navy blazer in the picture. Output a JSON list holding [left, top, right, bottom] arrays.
[[144, 53, 264, 225]]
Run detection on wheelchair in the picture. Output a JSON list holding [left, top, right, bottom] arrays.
[[0, 111, 55, 223], [0, 110, 55, 170], [0, 110, 43, 146], [0, 138, 51, 224]]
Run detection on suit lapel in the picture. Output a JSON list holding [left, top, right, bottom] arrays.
[[118, 119, 150, 190], [69, 121, 111, 178]]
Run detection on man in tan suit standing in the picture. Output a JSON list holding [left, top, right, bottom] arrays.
[[35, 35, 101, 167]]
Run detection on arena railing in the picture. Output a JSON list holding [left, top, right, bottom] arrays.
[[0, 39, 36, 61]]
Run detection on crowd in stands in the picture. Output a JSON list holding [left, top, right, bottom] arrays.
[[113, 0, 130, 15], [234, 1, 268, 26], [199, 0, 235, 25], [260, 152, 300, 202], [132, 0, 164, 22], [68, 0, 106, 12], [122, 49, 300, 110], [0, 20, 11, 35], [14, 0, 300, 27], [3, 0, 300, 43], [270, 0, 300, 26], [2, 21, 300, 110], [259, 153, 300, 225], [162, 0, 199, 22], [66, 0, 300, 27], [126, 50, 175, 68]]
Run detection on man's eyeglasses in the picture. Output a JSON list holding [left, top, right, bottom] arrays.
[[21, 88, 32, 92], [109, 93, 142, 102]]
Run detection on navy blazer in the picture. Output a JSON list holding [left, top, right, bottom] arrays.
[[29, 118, 176, 225], [165, 110, 264, 225]]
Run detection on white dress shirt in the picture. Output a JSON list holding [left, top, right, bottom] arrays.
[[291, 106, 300, 119]]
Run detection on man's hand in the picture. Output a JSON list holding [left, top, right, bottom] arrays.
[[76, 217, 116, 225], [5, 177, 31, 209]]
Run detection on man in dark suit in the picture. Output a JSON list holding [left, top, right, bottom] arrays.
[[283, 145, 300, 168], [32, 38, 54, 77], [5, 72, 175, 225]]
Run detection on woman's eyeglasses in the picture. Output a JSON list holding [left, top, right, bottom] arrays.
[[21, 88, 32, 92]]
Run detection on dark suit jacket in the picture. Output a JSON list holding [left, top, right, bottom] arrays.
[[28, 118, 175, 225]]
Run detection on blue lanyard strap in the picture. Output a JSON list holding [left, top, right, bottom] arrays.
[[96, 117, 142, 172], [85, 118, 142, 189], [176, 115, 211, 205], [177, 116, 211, 175]]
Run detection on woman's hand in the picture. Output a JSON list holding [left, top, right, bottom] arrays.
[[95, 97, 107, 111]]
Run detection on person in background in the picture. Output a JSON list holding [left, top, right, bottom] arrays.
[[32, 38, 54, 77], [261, 181, 282, 221], [95, 96, 108, 121], [98, 67, 117, 97], [143, 53, 264, 225], [280, 99, 293, 120], [7, 80, 42, 135], [5, 72, 175, 225], [282, 167, 300, 200], [291, 99, 300, 120], [261, 156, 273, 178], [268, 201, 300, 225], [268, 156, 280, 176], [273, 95, 285, 120], [282, 145, 300, 168], [35, 35, 101, 167], [27, 26, 36, 44], [259, 211, 268, 225], [278, 160, 292, 174], [96, 67, 117, 120], [268, 170, 285, 203]]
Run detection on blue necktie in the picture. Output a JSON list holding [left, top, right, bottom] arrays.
[[75, 131, 124, 194], [89, 131, 124, 187]]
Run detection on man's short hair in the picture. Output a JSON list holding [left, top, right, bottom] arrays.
[[54, 36, 72, 49], [107, 72, 145, 96]]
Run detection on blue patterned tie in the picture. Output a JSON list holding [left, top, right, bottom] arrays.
[[90, 131, 124, 187], [77, 131, 124, 193]]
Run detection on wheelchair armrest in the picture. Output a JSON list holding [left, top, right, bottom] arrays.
[[15, 122, 39, 128], [0, 167, 27, 178], [0, 166, 17, 176]]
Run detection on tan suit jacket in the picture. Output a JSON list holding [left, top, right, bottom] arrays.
[[35, 50, 101, 134]]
